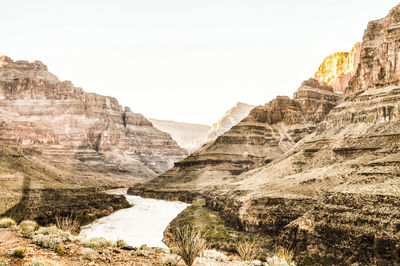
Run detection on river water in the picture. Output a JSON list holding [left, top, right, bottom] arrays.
[[79, 189, 189, 248]]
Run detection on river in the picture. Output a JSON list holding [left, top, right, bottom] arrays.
[[79, 189, 189, 248]]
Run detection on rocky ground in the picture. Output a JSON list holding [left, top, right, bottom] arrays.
[[0, 226, 279, 266]]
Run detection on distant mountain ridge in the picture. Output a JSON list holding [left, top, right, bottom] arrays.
[[205, 102, 254, 142], [149, 119, 210, 154], [149, 102, 254, 154]]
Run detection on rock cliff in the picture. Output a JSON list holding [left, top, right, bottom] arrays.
[[130, 4, 400, 264], [130, 78, 341, 195], [315, 43, 361, 93], [347, 5, 400, 96], [0, 56, 187, 180]]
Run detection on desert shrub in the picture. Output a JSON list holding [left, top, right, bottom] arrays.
[[267, 247, 296, 266], [201, 249, 228, 262], [12, 247, 26, 258], [55, 214, 80, 235], [20, 224, 39, 238], [235, 240, 255, 261], [116, 239, 128, 248], [56, 246, 65, 255], [19, 220, 39, 228], [33, 234, 63, 250], [81, 237, 113, 249], [0, 218, 16, 228], [170, 225, 207, 266], [35, 226, 74, 241], [81, 247, 98, 260]]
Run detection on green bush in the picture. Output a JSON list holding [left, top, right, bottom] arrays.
[[12, 247, 26, 258]]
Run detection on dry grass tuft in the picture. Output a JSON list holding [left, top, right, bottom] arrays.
[[170, 225, 207, 266], [55, 214, 80, 235], [235, 240, 255, 261], [277, 247, 294, 262]]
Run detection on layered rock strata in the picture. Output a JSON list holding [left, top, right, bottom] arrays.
[[131, 4, 400, 264], [130, 78, 341, 195], [0, 56, 187, 180]]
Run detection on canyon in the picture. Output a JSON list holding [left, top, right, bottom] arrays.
[[149, 102, 254, 154], [1, 2, 400, 265], [149, 119, 211, 154], [130, 4, 400, 264], [0, 56, 187, 219]]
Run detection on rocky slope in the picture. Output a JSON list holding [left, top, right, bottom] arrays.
[[0, 56, 187, 179], [130, 78, 341, 194], [315, 43, 361, 93], [130, 4, 400, 264], [149, 119, 211, 154]]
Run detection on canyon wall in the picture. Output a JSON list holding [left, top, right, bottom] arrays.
[[315, 43, 361, 93], [0, 56, 188, 183], [131, 78, 341, 194], [131, 4, 400, 264]]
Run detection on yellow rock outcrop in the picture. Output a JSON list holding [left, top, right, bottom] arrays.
[[315, 43, 361, 93]]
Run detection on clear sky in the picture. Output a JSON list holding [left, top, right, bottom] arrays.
[[2, 0, 399, 125]]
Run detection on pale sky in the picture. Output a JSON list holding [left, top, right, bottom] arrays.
[[2, 0, 399, 125]]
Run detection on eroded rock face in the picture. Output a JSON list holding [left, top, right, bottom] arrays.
[[0, 57, 188, 180], [347, 4, 400, 96], [315, 43, 361, 93], [131, 4, 400, 264], [130, 78, 341, 196]]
